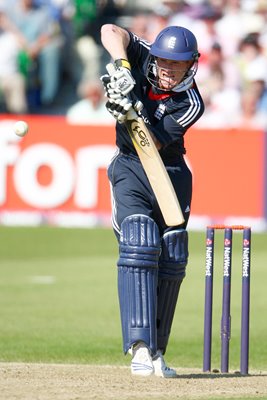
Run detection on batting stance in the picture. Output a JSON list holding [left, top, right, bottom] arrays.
[[100, 24, 204, 378]]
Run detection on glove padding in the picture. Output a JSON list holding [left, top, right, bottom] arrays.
[[101, 67, 135, 99], [106, 97, 132, 124], [106, 96, 143, 124]]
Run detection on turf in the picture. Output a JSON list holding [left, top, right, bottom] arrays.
[[0, 226, 266, 373]]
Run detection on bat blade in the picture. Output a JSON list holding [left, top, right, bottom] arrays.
[[125, 115, 185, 226]]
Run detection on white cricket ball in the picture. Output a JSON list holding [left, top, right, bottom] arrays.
[[14, 120, 29, 137]]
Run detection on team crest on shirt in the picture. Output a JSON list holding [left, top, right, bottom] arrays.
[[154, 104, 166, 120]]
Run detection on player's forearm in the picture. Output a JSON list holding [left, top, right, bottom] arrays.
[[101, 24, 130, 61]]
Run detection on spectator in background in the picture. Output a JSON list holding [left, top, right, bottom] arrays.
[[257, 1, 267, 57], [195, 42, 240, 128], [234, 32, 267, 91], [72, 0, 100, 86], [166, 0, 193, 28], [2, 0, 266, 126], [66, 79, 114, 125], [190, 2, 222, 66], [0, 10, 28, 113], [215, 0, 264, 59], [5, 0, 64, 107], [34, 0, 75, 75], [66, 0, 123, 119], [197, 26, 267, 129], [234, 33, 267, 129], [73, 0, 123, 79], [127, 12, 151, 40], [144, 3, 172, 42], [236, 80, 267, 129], [124, 6, 171, 44]]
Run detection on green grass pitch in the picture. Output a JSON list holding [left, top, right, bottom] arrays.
[[0, 226, 266, 372]]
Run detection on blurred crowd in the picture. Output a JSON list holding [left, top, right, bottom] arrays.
[[0, 0, 267, 129]]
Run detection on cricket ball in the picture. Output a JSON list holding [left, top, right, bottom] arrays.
[[14, 120, 29, 137]]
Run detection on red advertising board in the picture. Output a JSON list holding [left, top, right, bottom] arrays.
[[186, 128, 264, 218], [0, 115, 265, 228]]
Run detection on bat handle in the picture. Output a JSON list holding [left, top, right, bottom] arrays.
[[106, 62, 116, 75]]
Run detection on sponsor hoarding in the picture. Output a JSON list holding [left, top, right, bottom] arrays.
[[0, 116, 265, 229]]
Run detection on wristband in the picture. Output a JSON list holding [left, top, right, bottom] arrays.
[[114, 58, 131, 70]]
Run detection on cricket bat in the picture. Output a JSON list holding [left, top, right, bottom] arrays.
[[106, 63, 185, 227]]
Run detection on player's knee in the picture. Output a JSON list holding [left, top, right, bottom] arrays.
[[118, 214, 161, 268], [159, 229, 188, 278]]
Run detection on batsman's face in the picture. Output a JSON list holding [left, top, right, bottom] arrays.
[[156, 57, 192, 90]]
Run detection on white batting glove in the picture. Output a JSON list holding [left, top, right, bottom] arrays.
[[100, 73, 111, 96], [100, 70, 135, 99], [103, 59, 135, 99], [106, 97, 134, 124], [107, 67, 136, 99], [132, 99, 143, 112]]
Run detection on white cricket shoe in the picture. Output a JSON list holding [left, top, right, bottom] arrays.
[[152, 351, 177, 378], [131, 342, 154, 376]]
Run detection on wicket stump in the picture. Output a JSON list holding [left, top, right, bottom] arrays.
[[203, 225, 251, 375]]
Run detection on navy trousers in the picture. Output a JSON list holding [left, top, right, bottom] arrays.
[[108, 152, 192, 239]]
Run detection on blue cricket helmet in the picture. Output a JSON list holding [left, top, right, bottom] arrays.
[[146, 26, 200, 92], [150, 26, 200, 61]]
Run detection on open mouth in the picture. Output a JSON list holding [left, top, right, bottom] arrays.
[[159, 67, 178, 84], [163, 72, 175, 79], [161, 74, 175, 85]]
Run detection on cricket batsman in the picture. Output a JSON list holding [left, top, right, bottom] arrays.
[[100, 23, 205, 377]]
